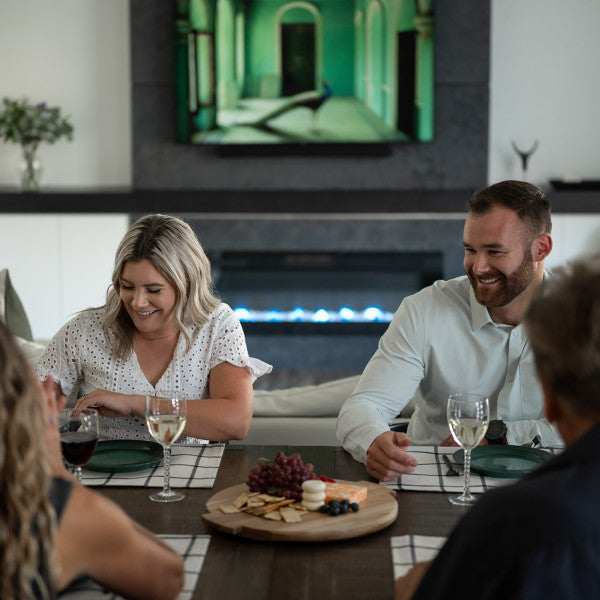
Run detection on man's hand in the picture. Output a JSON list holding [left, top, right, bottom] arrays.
[[394, 561, 432, 600], [366, 431, 418, 481]]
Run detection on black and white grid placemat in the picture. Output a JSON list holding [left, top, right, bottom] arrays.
[[59, 534, 210, 600], [380, 446, 557, 493], [81, 443, 225, 488], [391, 534, 446, 578]]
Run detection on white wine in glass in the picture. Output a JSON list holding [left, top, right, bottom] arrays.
[[145, 392, 187, 502], [447, 393, 489, 506]]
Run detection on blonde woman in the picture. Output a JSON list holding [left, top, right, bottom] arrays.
[[35, 214, 271, 442], [0, 320, 184, 599]]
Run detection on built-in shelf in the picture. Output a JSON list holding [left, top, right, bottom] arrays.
[[0, 188, 598, 214]]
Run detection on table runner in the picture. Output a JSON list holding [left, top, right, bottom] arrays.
[[391, 535, 446, 578], [81, 443, 225, 488], [380, 446, 557, 493], [58, 534, 210, 600]]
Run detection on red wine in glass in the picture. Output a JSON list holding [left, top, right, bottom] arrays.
[[60, 431, 98, 465], [58, 407, 99, 481]]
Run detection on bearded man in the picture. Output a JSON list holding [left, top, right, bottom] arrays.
[[336, 180, 563, 480]]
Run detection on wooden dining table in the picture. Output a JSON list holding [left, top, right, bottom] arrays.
[[96, 444, 468, 600]]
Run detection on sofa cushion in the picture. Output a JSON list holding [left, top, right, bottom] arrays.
[[253, 375, 360, 417], [15, 336, 46, 360], [253, 374, 416, 420], [0, 268, 34, 341], [230, 417, 340, 446]]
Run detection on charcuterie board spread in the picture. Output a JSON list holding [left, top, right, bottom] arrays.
[[202, 479, 397, 542]]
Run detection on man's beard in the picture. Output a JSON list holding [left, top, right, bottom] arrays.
[[467, 251, 536, 308]]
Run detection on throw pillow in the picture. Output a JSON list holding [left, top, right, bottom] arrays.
[[0, 268, 34, 341]]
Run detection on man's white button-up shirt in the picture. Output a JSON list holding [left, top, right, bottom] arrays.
[[336, 275, 562, 463]]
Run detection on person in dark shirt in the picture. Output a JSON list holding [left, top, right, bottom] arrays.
[[395, 255, 600, 600]]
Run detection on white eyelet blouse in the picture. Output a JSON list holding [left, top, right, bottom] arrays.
[[33, 303, 272, 442]]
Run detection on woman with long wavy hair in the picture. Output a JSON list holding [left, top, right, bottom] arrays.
[[0, 320, 56, 599], [34, 214, 271, 442], [0, 320, 184, 599]]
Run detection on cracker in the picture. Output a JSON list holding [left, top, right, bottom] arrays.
[[258, 494, 284, 503], [279, 506, 303, 523], [219, 504, 241, 514], [232, 493, 249, 509], [263, 510, 282, 521], [246, 498, 266, 509], [250, 498, 294, 516]]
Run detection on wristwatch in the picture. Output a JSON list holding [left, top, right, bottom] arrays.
[[485, 420, 507, 444]]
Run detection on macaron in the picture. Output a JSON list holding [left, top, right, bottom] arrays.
[[301, 499, 325, 511], [302, 479, 326, 494]]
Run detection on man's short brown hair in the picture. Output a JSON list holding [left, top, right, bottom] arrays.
[[468, 180, 552, 240]]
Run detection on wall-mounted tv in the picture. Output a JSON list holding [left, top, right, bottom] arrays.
[[174, 0, 434, 153]]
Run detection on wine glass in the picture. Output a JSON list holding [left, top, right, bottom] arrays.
[[58, 408, 99, 482], [145, 392, 187, 503], [447, 393, 489, 506]]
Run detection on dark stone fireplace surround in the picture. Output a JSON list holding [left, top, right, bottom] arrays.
[[131, 0, 491, 193], [177, 214, 467, 387]]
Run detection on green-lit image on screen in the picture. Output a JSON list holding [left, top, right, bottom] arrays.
[[174, 0, 434, 149]]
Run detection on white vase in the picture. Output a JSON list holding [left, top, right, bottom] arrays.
[[20, 143, 42, 191]]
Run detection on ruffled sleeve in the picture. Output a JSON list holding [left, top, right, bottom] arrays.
[[206, 304, 272, 382]]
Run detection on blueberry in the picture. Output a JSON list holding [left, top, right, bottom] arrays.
[[339, 503, 349, 514], [329, 505, 340, 516], [328, 500, 339, 509], [339, 499, 349, 508], [349, 503, 360, 512], [319, 504, 330, 514]]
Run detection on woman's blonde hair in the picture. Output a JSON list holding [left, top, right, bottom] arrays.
[[0, 321, 55, 599], [103, 214, 220, 358]]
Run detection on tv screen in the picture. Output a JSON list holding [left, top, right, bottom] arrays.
[[174, 0, 434, 151]]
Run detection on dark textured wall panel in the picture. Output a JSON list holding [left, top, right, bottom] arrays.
[[130, 0, 490, 193]]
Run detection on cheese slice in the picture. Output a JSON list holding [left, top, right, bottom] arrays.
[[324, 482, 368, 504]]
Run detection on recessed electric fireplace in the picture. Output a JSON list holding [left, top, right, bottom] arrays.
[[210, 250, 443, 388]]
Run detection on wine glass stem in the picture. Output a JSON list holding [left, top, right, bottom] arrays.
[[163, 446, 171, 494], [74, 466, 82, 483], [463, 448, 471, 498]]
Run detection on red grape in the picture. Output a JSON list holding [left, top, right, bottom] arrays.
[[245, 452, 320, 500]]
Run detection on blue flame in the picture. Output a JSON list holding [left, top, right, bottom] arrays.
[[233, 305, 394, 323]]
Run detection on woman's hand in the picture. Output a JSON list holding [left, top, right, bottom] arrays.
[[75, 389, 145, 419], [37, 375, 68, 476]]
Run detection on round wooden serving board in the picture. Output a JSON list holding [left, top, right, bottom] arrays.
[[202, 480, 397, 542]]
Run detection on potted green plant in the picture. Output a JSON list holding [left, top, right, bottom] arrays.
[[0, 97, 74, 191]]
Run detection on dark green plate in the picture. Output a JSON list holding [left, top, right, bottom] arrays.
[[453, 445, 551, 479], [85, 440, 163, 473]]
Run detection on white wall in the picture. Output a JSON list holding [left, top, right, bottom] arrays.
[[0, 1, 130, 339], [489, 0, 600, 184], [0, 215, 129, 340], [0, 0, 131, 187]]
